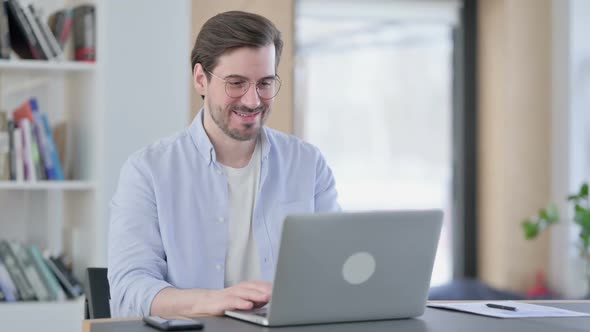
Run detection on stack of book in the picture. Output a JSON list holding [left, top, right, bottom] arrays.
[[0, 97, 64, 181], [2, 0, 63, 60], [0, 239, 84, 302], [0, 0, 94, 61]]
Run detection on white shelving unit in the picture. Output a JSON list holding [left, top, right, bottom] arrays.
[[0, 180, 96, 190], [0, 59, 96, 72], [0, 0, 100, 330], [0, 1, 191, 331]]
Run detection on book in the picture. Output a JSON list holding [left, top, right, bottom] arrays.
[[0, 240, 36, 300], [16, 118, 35, 181], [14, 101, 44, 181], [5, 0, 44, 59], [51, 121, 68, 179], [29, 245, 65, 301], [19, 2, 52, 60], [0, 111, 9, 180], [8, 241, 52, 301], [45, 254, 83, 298], [47, 9, 72, 51], [0, 260, 18, 301], [28, 4, 63, 60], [40, 112, 64, 180], [0, 0, 11, 59], [12, 127, 24, 181], [29, 98, 53, 179], [7, 119, 15, 180]]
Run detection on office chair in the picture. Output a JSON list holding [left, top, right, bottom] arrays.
[[85, 267, 111, 319]]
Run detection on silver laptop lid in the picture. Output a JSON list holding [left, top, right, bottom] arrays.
[[266, 209, 443, 326]]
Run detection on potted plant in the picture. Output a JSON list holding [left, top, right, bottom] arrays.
[[521, 183, 590, 297]]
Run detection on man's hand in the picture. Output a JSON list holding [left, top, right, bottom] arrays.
[[151, 281, 272, 318], [201, 281, 272, 315]]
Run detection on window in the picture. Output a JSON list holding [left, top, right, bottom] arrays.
[[296, 0, 460, 286]]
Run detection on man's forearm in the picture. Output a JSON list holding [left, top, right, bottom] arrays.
[[150, 287, 213, 318], [150, 281, 272, 318]]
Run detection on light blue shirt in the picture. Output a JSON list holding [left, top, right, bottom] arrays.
[[108, 110, 340, 317]]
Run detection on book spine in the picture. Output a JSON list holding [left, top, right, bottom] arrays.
[[20, 3, 52, 60], [18, 118, 36, 181], [9, 241, 52, 301], [0, 240, 36, 300], [45, 255, 83, 298], [0, 111, 9, 180], [13, 127, 24, 181], [7, 119, 15, 180], [29, 4, 63, 60], [0, 0, 11, 59], [0, 260, 18, 301], [13, 100, 46, 181], [5, 0, 44, 59], [40, 113, 63, 180], [29, 99, 51, 179], [32, 112, 53, 179], [30, 119, 44, 180], [29, 245, 66, 301]]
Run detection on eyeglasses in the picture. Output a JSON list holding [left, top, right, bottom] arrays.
[[207, 71, 282, 100]]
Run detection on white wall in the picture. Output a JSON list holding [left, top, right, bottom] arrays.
[[97, 0, 191, 266]]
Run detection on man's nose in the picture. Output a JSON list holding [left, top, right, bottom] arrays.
[[240, 83, 261, 109]]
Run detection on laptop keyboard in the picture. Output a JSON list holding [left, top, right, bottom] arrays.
[[253, 309, 268, 317]]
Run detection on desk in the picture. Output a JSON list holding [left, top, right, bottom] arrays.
[[83, 301, 590, 332]]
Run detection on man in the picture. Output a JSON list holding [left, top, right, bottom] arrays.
[[108, 11, 340, 318]]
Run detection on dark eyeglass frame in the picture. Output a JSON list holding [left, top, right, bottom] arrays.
[[206, 70, 282, 100]]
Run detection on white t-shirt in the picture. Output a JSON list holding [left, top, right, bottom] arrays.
[[221, 141, 262, 287]]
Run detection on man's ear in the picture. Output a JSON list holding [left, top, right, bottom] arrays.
[[193, 63, 207, 97]]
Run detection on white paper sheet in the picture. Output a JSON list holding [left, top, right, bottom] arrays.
[[427, 301, 590, 318]]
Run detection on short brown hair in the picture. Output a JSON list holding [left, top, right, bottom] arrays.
[[191, 11, 283, 77]]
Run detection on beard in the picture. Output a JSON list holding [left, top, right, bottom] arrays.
[[208, 100, 270, 141]]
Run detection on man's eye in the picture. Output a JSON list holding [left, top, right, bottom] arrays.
[[258, 80, 273, 87], [227, 81, 246, 87]]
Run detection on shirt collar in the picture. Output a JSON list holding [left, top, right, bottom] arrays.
[[189, 108, 271, 164]]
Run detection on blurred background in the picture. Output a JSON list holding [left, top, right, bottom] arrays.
[[0, 0, 589, 331]]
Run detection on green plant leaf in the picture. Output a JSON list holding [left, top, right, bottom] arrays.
[[576, 209, 590, 229], [539, 208, 548, 220], [580, 183, 589, 198], [580, 231, 590, 252], [522, 220, 539, 239], [568, 194, 580, 202]]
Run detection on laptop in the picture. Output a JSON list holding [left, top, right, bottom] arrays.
[[225, 209, 443, 326]]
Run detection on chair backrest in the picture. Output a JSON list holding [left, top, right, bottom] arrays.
[[85, 267, 111, 319]]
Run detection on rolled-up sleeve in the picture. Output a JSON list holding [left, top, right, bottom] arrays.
[[107, 154, 172, 317]]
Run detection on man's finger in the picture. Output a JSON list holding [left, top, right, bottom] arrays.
[[227, 296, 254, 311], [239, 281, 273, 295], [232, 287, 270, 303]]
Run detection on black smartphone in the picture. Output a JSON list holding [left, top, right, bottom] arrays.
[[143, 316, 204, 331]]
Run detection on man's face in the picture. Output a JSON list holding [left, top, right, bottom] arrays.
[[202, 45, 276, 141]]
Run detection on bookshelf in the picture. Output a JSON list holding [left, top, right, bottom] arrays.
[[0, 0, 98, 319], [0, 298, 85, 332], [0, 59, 96, 72], [0, 180, 95, 190], [0, 0, 191, 331]]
